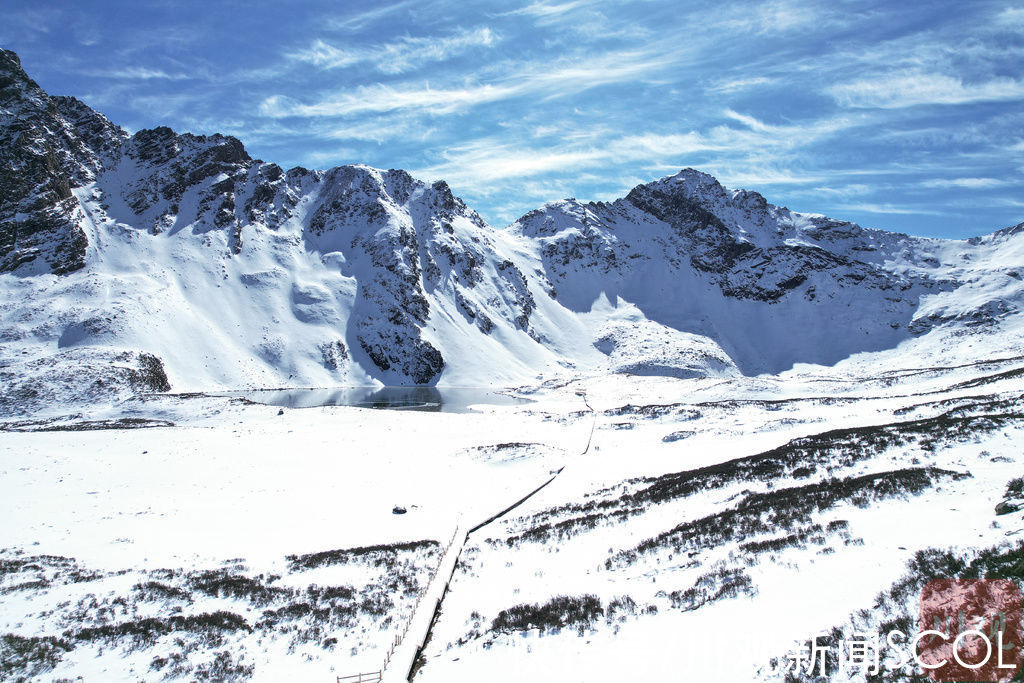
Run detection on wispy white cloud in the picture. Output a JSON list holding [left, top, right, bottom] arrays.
[[324, 116, 438, 144], [260, 83, 516, 118], [0, 6, 61, 38], [495, 0, 651, 40], [707, 76, 775, 93], [414, 111, 854, 189], [291, 27, 498, 75], [519, 49, 678, 94], [804, 184, 874, 197], [722, 109, 772, 132], [126, 92, 207, 120], [300, 147, 360, 166], [415, 138, 605, 185], [324, 1, 421, 32], [830, 202, 947, 216], [91, 66, 191, 80], [708, 110, 857, 149], [499, 1, 594, 22], [261, 47, 681, 118], [717, 0, 824, 34], [714, 167, 829, 186], [920, 177, 1010, 189], [995, 6, 1024, 29], [989, 197, 1024, 208], [829, 71, 1024, 108], [605, 132, 709, 160]]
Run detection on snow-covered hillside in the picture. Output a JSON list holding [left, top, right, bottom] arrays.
[[2, 47, 1022, 416]]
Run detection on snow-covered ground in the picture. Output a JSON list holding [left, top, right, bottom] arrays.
[[412, 353, 1024, 681], [0, 389, 589, 680], [3, 337, 1023, 680]]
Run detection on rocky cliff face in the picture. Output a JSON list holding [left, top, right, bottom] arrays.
[[0, 49, 1020, 401], [509, 170, 969, 374], [115, 126, 253, 246], [517, 168, 940, 305], [0, 49, 126, 274], [299, 165, 537, 383]]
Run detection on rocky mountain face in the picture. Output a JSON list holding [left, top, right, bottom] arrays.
[[509, 170, 970, 374], [297, 165, 539, 383], [0, 49, 126, 274], [0, 48, 1021, 408]]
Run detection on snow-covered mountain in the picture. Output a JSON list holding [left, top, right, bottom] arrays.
[[1, 47, 1022, 414]]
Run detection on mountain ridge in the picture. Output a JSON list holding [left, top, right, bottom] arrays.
[[1, 47, 1022, 414]]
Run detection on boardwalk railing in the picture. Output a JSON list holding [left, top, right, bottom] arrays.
[[337, 525, 461, 682], [337, 673, 381, 683], [340, 390, 595, 682]]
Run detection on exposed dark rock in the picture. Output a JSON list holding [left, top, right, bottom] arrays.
[[995, 498, 1024, 515], [0, 49, 126, 274]]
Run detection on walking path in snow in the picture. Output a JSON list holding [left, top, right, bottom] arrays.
[[380, 524, 466, 683], [397, 388, 598, 681], [336, 388, 597, 682]]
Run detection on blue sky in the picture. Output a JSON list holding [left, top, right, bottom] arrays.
[[3, 0, 1023, 238]]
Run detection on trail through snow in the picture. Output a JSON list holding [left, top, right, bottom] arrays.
[[372, 390, 597, 682]]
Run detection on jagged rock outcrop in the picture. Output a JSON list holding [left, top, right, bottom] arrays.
[[0, 49, 126, 273]]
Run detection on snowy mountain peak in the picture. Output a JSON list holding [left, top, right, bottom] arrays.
[[633, 167, 773, 222], [1, 49, 126, 274], [0, 47, 36, 95], [0, 48, 1022, 403], [992, 221, 1024, 242], [656, 166, 724, 192]]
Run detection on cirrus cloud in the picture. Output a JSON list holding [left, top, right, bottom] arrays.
[[829, 72, 1024, 108]]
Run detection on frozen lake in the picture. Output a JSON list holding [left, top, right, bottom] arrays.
[[219, 386, 532, 412]]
